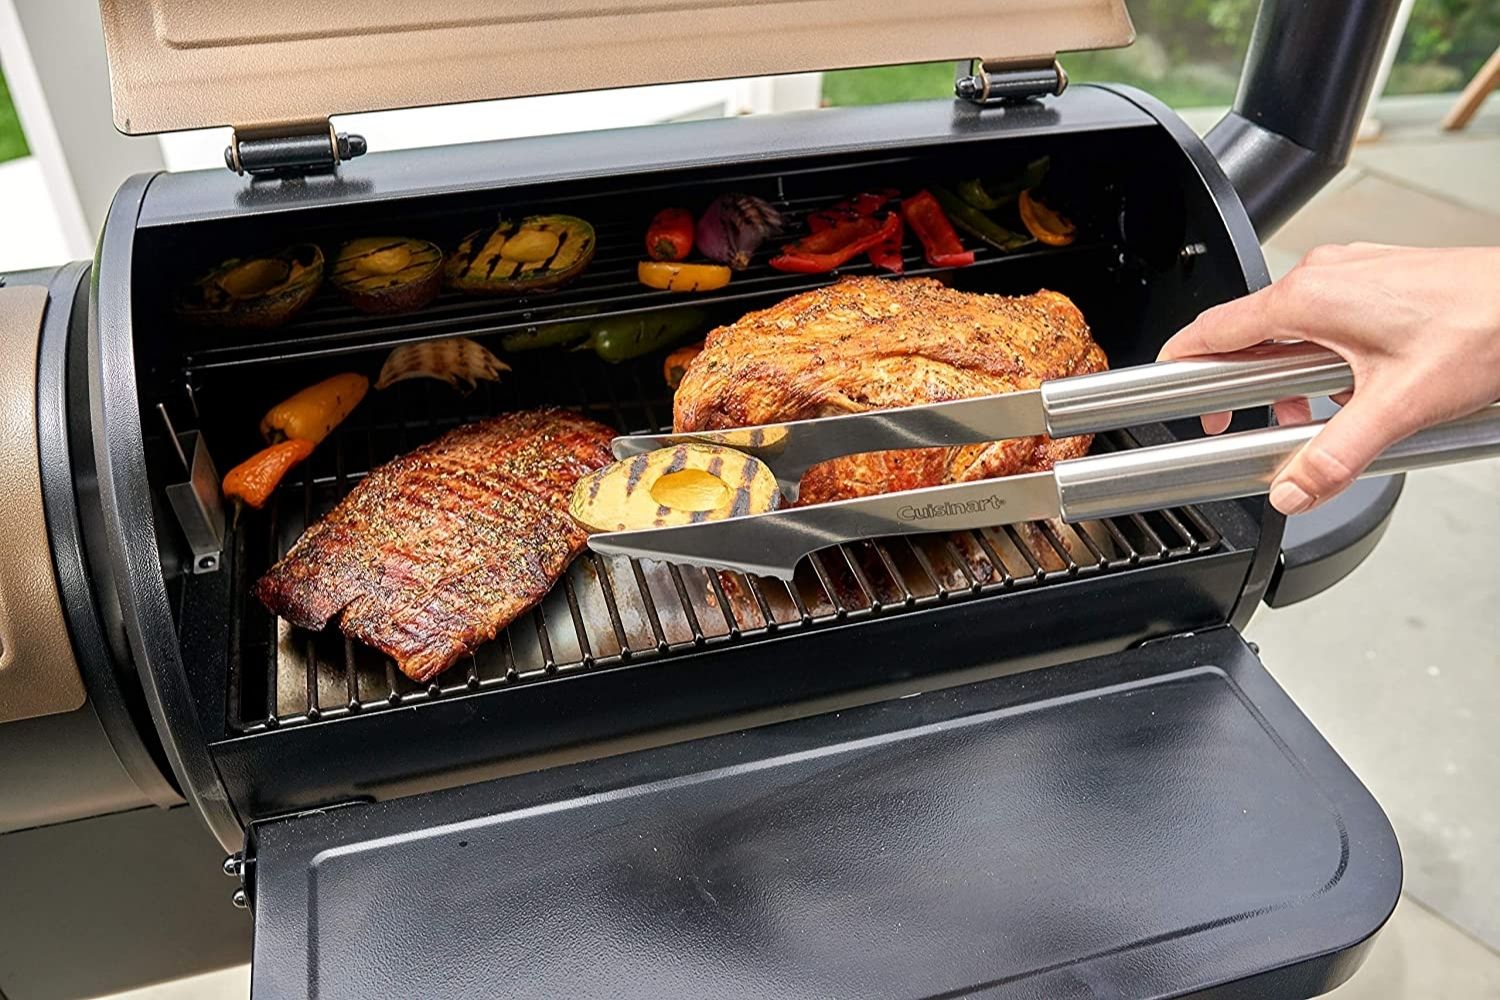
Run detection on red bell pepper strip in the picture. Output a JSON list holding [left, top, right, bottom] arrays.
[[901, 190, 974, 269], [867, 212, 904, 273], [808, 190, 897, 229], [849, 189, 898, 215], [806, 207, 855, 234], [769, 212, 901, 274]]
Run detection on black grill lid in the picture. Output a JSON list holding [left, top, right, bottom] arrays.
[[246, 629, 1399, 999], [97, 0, 1132, 135]]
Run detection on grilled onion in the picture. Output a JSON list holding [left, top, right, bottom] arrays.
[[375, 337, 510, 393]]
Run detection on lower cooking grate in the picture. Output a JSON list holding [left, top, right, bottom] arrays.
[[225, 366, 1221, 733]]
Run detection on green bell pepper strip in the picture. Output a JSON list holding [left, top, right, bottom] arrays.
[[931, 187, 1034, 253]]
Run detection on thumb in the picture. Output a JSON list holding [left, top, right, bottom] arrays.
[[1267, 393, 1412, 514], [1158, 285, 1279, 361]]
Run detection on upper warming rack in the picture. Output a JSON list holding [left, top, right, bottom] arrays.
[[169, 156, 1119, 378]]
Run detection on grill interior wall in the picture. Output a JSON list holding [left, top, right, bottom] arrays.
[[128, 127, 1257, 739]]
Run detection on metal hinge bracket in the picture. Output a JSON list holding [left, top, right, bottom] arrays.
[[224, 119, 367, 177], [955, 57, 1068, 106]]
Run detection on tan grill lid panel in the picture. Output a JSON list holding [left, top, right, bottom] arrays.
[[0, 285, 88, 724], [98, 0, 1133, 135]]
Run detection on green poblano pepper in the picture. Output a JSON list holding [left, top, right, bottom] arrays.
[[579, 307, 709, 363]]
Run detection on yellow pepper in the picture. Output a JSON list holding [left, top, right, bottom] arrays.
[[259, 372, 369, 445], [1018, 189, 1076, 247], [636, 260, 732, 293]]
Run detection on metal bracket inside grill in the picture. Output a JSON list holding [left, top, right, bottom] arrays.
[[159, 403, 225, 574], [954, 58, 1069, 106]]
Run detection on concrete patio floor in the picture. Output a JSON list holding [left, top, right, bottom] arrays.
[[60, 93, 1500, 1000]]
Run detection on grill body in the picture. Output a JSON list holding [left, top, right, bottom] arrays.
[[89, 88, 1275, 829], [47, 86, 1399, 999]]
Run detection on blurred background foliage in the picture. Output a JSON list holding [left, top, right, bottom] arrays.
[[0, 70, 30, 164], [823, 0, 1500, 108]]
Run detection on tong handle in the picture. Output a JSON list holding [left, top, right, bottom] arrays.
[[1042, 342, 1353, 437], [1056, 402, 1500, 521]]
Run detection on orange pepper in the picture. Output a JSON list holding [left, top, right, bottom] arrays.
[[223, 438, 315, 509], [663, 341, 704, 388]]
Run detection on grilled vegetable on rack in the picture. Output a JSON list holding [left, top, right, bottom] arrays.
[[931, 187, 1033, 253], [575, 308, 707, 363], [645, 207, 695, 262], [330, 237, 443, 314], [375, 337, 510, 392], [901, 190, 974, 269], [637, 261, 732, 293], [1018, 189, 1077, 246], [769, 211, 900, 274], [696, 193, 783, 270], [260, 373, 369, 445], [500, 317, 595, 352], [809, 191, 903, 273], [445, 215, 596, 294], [569, 443, 781, 533], [223, 439, 316, 510], [176, 244, 324, 329], [956, 156, 1050, 211], [867, 213, 905, 273], [663, 341, 705, 388]]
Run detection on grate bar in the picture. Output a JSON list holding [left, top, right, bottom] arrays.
[[665, 565, 706, 645], [1003, 525, 1046, 579], [870, 542, 915, 606], [835, 545, 881, 611], [807, 552, 849, 618], [589, 553, 633, 658], [971, 529, 1014, 586], [559, 573, 595, 668], [628, 559, 670, 652]]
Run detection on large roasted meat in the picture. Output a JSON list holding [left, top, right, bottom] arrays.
[[673, 277, 1107, 504], [255, 408, 614, 682]]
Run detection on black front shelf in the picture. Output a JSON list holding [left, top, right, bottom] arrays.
[[246, 628, 1400, 1000]]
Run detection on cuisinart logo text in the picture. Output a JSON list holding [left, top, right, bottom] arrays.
[[898, 494, 1006, 521]]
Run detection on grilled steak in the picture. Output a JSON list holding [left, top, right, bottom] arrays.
[[673, 277, 1107, 504], [255, 408, 614, 682]]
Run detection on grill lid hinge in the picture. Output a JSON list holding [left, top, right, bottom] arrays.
[[224, 120, 367, 177], [955, 57, 1068, 106]]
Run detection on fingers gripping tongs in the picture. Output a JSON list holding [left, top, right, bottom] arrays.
[[590, 342, 1500, 579]]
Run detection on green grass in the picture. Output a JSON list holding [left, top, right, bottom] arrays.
[[822, 51, 1242, 111], [0, 67, 30, 164]]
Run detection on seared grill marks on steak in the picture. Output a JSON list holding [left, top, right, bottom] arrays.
[[254, 408, 614, 683], [673, 277, 1107, 505]]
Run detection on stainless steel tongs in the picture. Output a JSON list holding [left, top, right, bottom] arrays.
[[591, 342, 1500, 579]]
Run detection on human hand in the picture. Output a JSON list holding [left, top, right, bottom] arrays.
[[1159, 243, 1500, 515]]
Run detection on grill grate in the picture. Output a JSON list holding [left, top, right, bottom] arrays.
[[225, 361, 1221, 733], [177, 187, 1116, 376]]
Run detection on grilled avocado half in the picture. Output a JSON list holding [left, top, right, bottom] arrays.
[[445, 214, 595, 295], [176, 244, 324, 329], [570, 443, 781, 533], [331, 237, 444, 314]]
